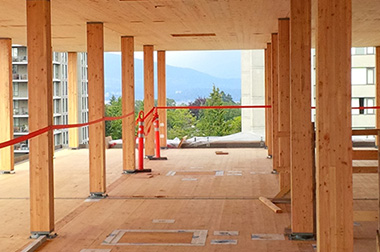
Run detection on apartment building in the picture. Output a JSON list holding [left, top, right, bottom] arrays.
[[241, 47, 377, 137], [12, 46, 89, 154], [311, 47, 376, 129]]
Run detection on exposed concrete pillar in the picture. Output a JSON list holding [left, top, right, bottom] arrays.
[[121, 36, 135, 172], [241, 50, 265, 136], [0, 38, 14, 174], [68, 52, 80, 149], [290, 0, 314, 236], [27, 0, 54, 235], [157, 50, 167, 148], [271, 33, 279, 170], [316, 0, 353, 251], [265, 43, 272, 157], [277, 18, 291, 189], [143, 45, 154, 157], [87, 22, 106, 196]]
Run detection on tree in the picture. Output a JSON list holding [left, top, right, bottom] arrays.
[[188, 97, 206, 119], [197, 86, 230, 136], [167, 109, 197, 139], [105, 95, 122, 139]]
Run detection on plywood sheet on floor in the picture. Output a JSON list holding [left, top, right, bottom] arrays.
[[0, 148, 377, 252]]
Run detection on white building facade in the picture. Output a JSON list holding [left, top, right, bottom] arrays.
[[241, 47, 377, 141], [12, 46, 89, 154]]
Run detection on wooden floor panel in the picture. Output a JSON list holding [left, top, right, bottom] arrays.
[[0, 148, 377, 251]]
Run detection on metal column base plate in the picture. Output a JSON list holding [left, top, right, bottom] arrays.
[[30, 232, 57, 239], [148, 156, 168, 160], [124, 169, 152, 174], [288, 233, 315, 241], [89, 193, 108, 199], [266, 155, 272, 159], [0, 170, 15, 174]]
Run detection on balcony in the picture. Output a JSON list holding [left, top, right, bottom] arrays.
[[14, 125, 29, 134], [14, 108, 28, 117], [12, 56, 28, 63], [12, 74, 28, 81]]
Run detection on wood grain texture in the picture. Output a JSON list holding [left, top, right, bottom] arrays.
[[144, 45, 155, 156], [259, 197, 282, 213], [121, 36, 136, 171], [277, 18, 290, 179], [27, 0, 54, 233], [353, 150, 378, 160], [265, 44, 272, 156], [316, 0, 353, 251], [377, 47, 380, 134], [0, 38, 14, 172], [290, 0, 314, 234], [271, 33, 279, 172], [157, 51, 167, 148], [87, 22, 106, 194], [68, 52, 79, 149], [0, 148, 376, 252]]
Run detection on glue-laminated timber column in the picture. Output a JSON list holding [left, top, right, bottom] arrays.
[[0, 38, 14, 173], [68, 52, 80, 149], [290, 0, 314, 235], [87, 22, 106, 195], [157, 51, 167, 148], [278, 18, 291, 189], [377, 47, 380, 149], [27, 0, 54, 234], [316, 0, 353, 251], [121, 36, 135, 171], [265, 43, 272, 157], [144, 45, 154, 157], [271, 33, 279, 171]]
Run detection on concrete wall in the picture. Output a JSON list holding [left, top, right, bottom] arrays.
[[241, 50, 265, 137]]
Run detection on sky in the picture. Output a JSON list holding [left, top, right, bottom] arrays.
[[111, 50, 241, 79]]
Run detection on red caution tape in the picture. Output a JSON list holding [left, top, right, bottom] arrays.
[[156, 105, 271, 110], [2, 104, 380, 151], [0, 112, 135, 150]]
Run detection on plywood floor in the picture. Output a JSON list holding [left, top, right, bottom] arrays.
[[0, 148, 377, 251]]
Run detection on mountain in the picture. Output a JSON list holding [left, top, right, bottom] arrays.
[[104, 53, 241, 104]]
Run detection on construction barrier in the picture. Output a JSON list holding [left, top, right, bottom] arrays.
[[148, 109, 168, 161], [1, 104, 378, 158]]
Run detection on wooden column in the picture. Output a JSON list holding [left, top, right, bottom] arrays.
[[376, 47, 380, 132], [157, 50, 167, 148], [278, 18, 291, 189], [271, 33, 279, 171], [87, 22, 106, 195], [27, 0, 54, 234], [121, 36, 135, 171], [68, 52, 79, 149], [265, 43, 272, 157], [0, 38, 14, 173], [290, 0, 314, 235], [144, 45, 154, 157], [316, 0, 353, 251]]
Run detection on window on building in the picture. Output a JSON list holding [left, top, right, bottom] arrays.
[[13, 83, 19, 97], [351, 47, 375, 55], [352, 68, 374, 85], [367, 98, 375, 114], [367, 68, 375, 84], [352, 97, 375, 115], [352, 68, 367, 85]]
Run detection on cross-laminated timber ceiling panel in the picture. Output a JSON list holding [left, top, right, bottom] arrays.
[[0, 0, 379, 52]]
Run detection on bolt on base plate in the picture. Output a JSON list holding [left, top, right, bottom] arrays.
[[0, 170, 15, 174], [89, 193, 108, 199], [288, 233, 315, 241], [148, 156, 168, 160]]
